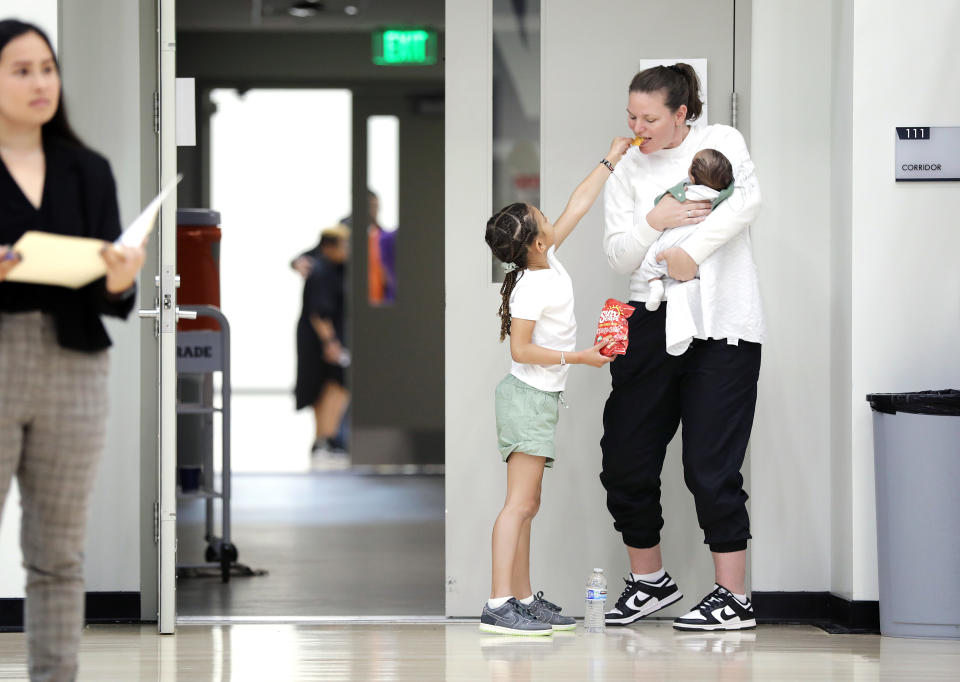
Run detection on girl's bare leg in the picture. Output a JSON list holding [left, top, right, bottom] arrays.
[[490, 452, 545, 599]]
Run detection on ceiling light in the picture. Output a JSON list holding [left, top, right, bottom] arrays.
[[288, 1, 323, 18], [344, 5, 359, 15]]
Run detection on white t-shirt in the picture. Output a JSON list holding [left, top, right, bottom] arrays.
[[509, 246, 576, 392]]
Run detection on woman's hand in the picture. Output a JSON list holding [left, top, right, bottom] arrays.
[[655, 247, 698, 282], [577, 337, 616, 368], [604, 137, 633, 168], [101, 242, 146, 294], [645, 194, 712, 232], [0, 245, 22, 282]]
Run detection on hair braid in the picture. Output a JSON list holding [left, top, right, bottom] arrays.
[[484, 202, 539, 341]]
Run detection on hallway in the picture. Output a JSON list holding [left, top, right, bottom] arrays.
[[176, 473, 444, 617]]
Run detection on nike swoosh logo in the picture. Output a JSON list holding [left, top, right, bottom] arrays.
[[712, 606, 738, 621], [625, 592, 654, 612]]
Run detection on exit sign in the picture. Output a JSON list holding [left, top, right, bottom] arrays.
[[373, 28, 437, 66]]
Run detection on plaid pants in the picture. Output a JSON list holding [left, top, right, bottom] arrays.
[[0, 312, 109, 682]]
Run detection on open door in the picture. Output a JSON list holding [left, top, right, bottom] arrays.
[[139, 0, 191, 634]]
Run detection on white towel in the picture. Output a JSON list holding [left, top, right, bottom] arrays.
[[662, 230, 765, 356]]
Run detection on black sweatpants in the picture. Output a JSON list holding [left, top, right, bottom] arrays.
[[599, 303, 761, 553]]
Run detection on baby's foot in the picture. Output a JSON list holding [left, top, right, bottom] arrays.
[[645, 279, 665, 311]]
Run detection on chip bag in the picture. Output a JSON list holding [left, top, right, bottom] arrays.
[[595, 299, 636, 357]]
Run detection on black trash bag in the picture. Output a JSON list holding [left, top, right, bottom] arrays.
[[867, 389, 960, 416]]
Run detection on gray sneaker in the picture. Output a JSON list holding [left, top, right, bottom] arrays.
[[527, 591, 576, 631], [479, 598, 553, 636]]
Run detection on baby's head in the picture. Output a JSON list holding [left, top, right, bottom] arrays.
[[688, 148, 734, 191]]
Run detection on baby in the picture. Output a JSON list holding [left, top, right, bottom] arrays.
[[641, 148, 735, 312]]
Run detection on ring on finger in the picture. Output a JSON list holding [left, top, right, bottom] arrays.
[[687, 210, 691, 218]]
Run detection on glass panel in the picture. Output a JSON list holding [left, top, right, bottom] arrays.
[[491, 0, 540, 282], [366, 115, 399, 305]]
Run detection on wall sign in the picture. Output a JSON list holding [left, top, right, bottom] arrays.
[[895, 126, 960, 181], [176, 330, 222, 374]]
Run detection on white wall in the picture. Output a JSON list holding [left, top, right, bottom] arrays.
[[0, 0, 57, 42], [846, 0, 960, 601], [0, 0, 58, 599], [59, 0, 145, 593], [830, 0, 855, 602], [444, 0, 498, 616], [748, 0, 834, 592], [751, 0, 960, 602]]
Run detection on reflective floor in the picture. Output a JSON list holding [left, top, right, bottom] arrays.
[[1, 622, 958, 681], [177, 473, 444, 617]]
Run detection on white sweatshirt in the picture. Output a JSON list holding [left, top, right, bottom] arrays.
[[602, 123, 766, 346]]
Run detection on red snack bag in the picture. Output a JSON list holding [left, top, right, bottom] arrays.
[[595, 299, 636, 357]]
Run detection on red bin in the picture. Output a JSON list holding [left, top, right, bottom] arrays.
[[177, 208, 222, 331]]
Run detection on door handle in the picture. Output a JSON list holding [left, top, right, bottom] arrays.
[[138, 307, 197, 320]]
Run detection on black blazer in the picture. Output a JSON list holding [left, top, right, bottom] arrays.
[[0, 136, 135, 351]]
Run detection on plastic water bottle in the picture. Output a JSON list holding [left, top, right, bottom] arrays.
[[584, 568, 607, 633]]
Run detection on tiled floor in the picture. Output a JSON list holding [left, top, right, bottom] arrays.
[[1, 622, 958, 681]]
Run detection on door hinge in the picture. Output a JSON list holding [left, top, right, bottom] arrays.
[[153, 92, 160, 135], [153, 501, 160, 544], [731, 91, 739, 130]]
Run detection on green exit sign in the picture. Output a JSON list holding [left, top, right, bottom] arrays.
[[373, 28, 437, 66]]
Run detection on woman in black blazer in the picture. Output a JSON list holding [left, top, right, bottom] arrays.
[[0, 20, 146, 681]]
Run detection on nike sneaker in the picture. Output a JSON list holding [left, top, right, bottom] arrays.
[[672, 584, 757, 631], [605, 571, 683, 625]]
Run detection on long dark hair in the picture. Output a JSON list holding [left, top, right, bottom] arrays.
[[629, 62, 703, 123], [0, 19, 85, 147], [484, 202, 539, 341]]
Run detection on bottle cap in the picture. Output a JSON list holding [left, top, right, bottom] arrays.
[[593, 568, 604, 573]]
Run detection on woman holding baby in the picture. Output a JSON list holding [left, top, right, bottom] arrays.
[[599, 63, 765, 632]]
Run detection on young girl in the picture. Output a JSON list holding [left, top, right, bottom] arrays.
[[479, 136, 631, 635]]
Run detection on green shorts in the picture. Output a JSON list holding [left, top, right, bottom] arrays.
[[495, 374, 560, 468]]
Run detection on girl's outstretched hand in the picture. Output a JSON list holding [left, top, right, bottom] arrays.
[[580, 337, 616, 367], [605, 137, 633, 168]]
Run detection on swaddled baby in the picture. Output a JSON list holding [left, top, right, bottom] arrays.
[[641, 148, 735, 312]]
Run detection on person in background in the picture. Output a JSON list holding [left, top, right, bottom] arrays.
[[0, 19, 147, 681], [294, 225, 350, 460], [291, 190, 394, 306], [363, 190, 396, 305]]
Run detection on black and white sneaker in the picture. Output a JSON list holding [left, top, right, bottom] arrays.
[[479, 598, 553, 636], [672, 584, 756, 631], [605, 572, 683, 625]]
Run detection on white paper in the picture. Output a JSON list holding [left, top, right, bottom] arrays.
[[116, 174, 182, 247], [636, 58, 709, 129], [5, 175, 181, 289]]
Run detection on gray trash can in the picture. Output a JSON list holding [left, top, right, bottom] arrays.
[[867, 390, 960, 639]]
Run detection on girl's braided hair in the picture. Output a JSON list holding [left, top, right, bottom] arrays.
[[484, 202, 539, 341]]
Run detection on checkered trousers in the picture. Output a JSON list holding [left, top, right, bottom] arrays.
[[0, 312, 109, 682]]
